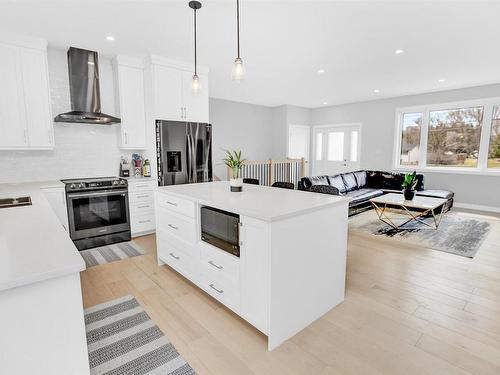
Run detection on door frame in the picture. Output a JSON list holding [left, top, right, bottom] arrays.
[[311, 122, 363, 176]]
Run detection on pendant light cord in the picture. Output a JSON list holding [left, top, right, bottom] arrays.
[[194, 8, 198, 75], [236, 0, 240, 59]]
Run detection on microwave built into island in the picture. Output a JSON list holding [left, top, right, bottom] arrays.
[[154, 181, 349, 350]]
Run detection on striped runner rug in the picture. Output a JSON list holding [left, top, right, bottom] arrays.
[[84, 295, 196, 375], [80, 242, 146, 268]]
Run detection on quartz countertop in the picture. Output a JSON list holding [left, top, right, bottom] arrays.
[[0, 181, 85, 291], [156, 181, 349, 222]]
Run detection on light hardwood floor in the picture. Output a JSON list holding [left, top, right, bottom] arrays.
[[81, 210, 500, 375]]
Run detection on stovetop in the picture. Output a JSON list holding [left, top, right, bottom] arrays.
[[61, 177, 127, 192]]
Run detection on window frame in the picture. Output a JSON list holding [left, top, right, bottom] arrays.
[[393, 97, 499, 175]]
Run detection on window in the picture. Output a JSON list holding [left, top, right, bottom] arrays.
[[400, 113, 422, 166], [427, 107, 483, 168], [315, 133, 323, 161], [395, 99, 500, 173], [327, 131, 344, 161], [488, 106, 500, 168]]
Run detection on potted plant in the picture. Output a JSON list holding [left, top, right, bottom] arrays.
[[402, 171, 418, 200], [223, 150, 245, 192]]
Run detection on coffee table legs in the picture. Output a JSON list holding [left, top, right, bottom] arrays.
[[371, 202, 445, 230]]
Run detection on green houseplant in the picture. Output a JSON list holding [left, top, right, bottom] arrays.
[[402, 171, 418, 200], [223, 150, 246, 192]]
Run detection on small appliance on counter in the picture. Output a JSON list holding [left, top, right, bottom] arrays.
[[120, 157, 131, 177], [61, 177, 131, 250]]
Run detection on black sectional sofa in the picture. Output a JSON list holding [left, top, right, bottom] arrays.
[[299, 170, 454, 216]]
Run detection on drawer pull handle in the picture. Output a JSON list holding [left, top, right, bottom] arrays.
[[208, 260, 223, 270], [169, 252, 180, 260], [139, 220, 151, 223], [137, 205, 150, 209], [137, 195, 149, 198], [136, 184, 148, 188], [168, 224, 179, 230], [209, 284, 224, 294], [167, 201, 178, 206]]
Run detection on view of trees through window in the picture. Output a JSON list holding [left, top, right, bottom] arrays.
[[400, 113, 422, 166], [488, 106, 500, 168], [427, 107, 483, 168]]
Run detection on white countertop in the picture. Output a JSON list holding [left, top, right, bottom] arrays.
[[0, 181, 85, 292], [156, 181, 349, 221]]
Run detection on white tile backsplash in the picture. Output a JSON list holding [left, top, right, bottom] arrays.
[[0, 47, 130, 183]]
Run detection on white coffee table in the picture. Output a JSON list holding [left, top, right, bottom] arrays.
[[369, 193, 447, 230]]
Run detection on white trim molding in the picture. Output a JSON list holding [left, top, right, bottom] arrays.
[[393, 97, 500, 176], [454, 202, 500, 214]]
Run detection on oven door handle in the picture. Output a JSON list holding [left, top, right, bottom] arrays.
[[67, 189, 128, 199]]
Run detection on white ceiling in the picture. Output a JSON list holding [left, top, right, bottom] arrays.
[[1, 0, 499, 108]]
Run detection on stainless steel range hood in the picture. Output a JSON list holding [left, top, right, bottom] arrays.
[[54, 47, 120, 124]]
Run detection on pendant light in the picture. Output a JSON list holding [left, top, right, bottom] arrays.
[[231, 0, 245, 82], [189, 1, 202, 94]]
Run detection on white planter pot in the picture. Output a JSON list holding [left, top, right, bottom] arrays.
[[230, 178, 243, 192]]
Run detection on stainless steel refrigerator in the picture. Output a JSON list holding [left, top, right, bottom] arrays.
[[156, 120, 213, 186]]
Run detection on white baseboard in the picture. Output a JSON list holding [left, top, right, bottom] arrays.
[[454, 202, 500, 214]]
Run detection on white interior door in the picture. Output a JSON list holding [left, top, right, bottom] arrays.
[[287, 124, 310, 175], [313, 124, 361, 176]]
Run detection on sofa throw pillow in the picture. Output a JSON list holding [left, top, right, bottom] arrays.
[[329, 175, 347, 194], [353, 171, 367, 188], [303, 175, 330, 189], [341, 173, 358, 192]]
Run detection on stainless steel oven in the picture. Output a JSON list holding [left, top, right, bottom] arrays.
[[63, 177, 131, 250]]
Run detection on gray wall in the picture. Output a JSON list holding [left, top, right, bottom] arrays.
[[209, 98, 275, 179], [311, 84, 500, 209]]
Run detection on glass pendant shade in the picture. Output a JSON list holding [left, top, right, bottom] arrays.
[[192, 74, 201, 94], [231, 57, 245, 82]]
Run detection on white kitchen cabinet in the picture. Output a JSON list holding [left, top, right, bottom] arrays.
[[0, 34, 53, 150], [128, 179, 156, 236], [149, 56, 209, 123], [113, 56, 147, 149], [42, 186, 69, 232]]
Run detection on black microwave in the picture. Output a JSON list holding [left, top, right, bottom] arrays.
[[200, 206, 240, 257]]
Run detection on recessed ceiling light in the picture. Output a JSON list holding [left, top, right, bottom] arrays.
[[106, 36, 115, 41], [438, 78, 446, 83], [317, 69, 325, 74], [323, 101, 328, 105], [373, 89, 380, 93], [395, 49, 404, 55]]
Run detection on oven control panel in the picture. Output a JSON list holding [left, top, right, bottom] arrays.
[[64, 178, 127, 191]]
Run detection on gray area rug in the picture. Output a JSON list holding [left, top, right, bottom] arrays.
[[80, 242, 146, 268], [350, 211, 491, 258], [84, 295, 196, 375]]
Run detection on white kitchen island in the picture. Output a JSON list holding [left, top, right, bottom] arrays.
[[155, 181, 349, 350]]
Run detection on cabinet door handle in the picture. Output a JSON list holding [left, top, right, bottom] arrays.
[[124, 131, 128, 145], [139, 219, 151, 223], [47, 129, 52, 143], [137, 205, 150, 209], [167, 201, 177, 206], [136, 195, 149, 198], [169, 252, 180, 260], [168, 224, 178, 230], [208, 260, 223, 270], [209, 284, 224, 294], [23, 129, 28, 144]]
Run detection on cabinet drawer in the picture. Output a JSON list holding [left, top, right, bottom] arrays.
[[130, 191, 154, 203], [200, 244, 239, 283], [130, 201, 155, 215], [128, 180, 155, 192], [157, 207, 195, 245], [156, 193, 194, 218], [200, 273, 240, 311], [157, 237, 195, 280], [131, 213, 155, 234]]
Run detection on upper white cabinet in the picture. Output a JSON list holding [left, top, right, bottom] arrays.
[[149, 56, 209, 123], [113, 56, 147, 150], [0, 35, 53, 150]]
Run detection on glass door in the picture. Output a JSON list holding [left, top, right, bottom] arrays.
[[313, 124, 361, 176]]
